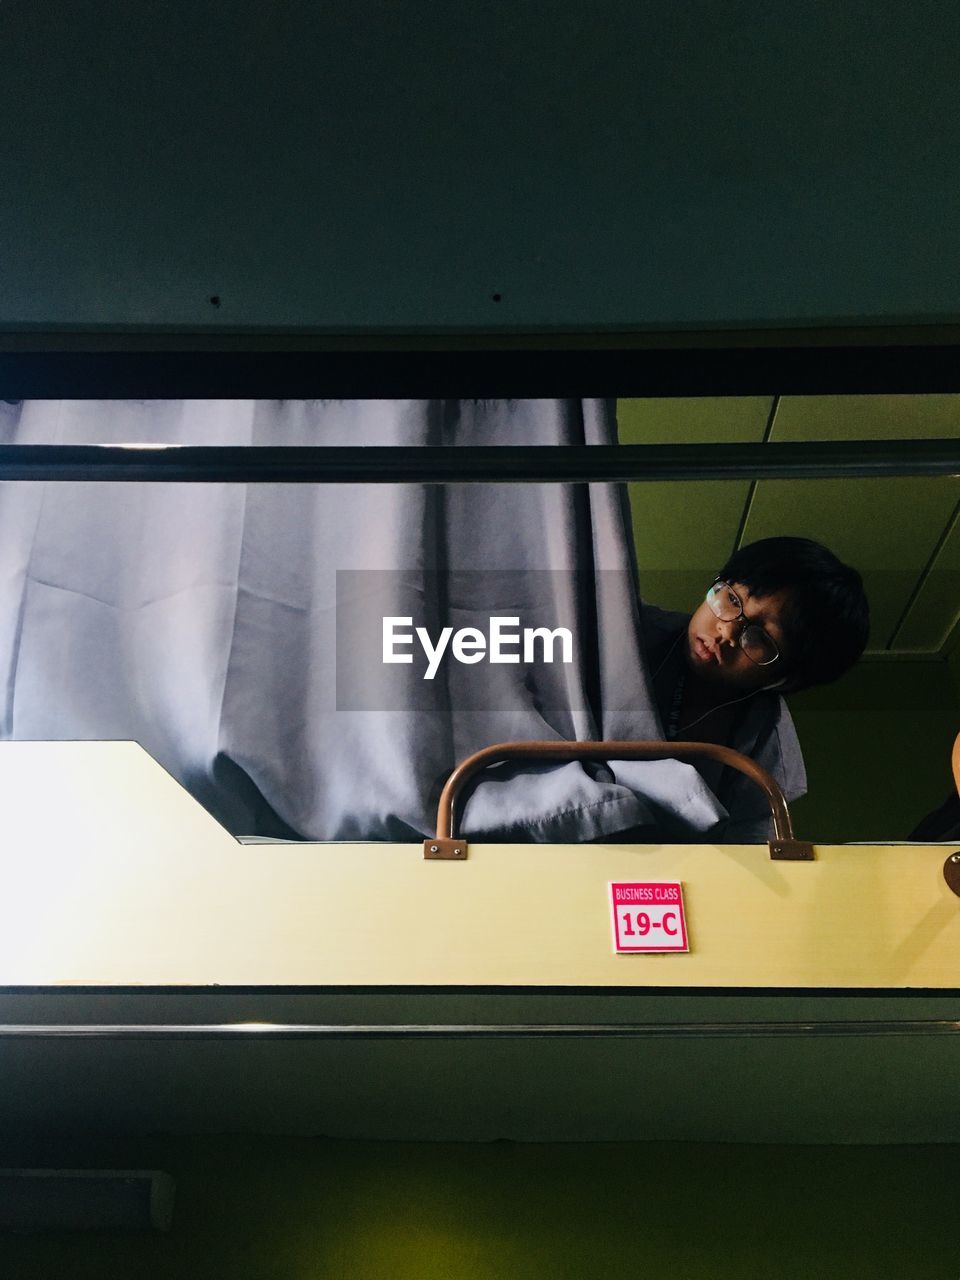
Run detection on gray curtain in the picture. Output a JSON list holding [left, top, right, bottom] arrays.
[[0, 398, 727, 841]]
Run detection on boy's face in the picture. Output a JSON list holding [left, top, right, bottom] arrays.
[[685, 582, 793, 693]]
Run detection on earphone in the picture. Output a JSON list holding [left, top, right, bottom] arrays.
[[676, 680, 784, 734], [651, 626, 788, 735], [673, 669, 788, 734]]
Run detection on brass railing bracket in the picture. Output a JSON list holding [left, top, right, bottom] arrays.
[[424, 838, 468, 861], [768, 838, 816, 861]]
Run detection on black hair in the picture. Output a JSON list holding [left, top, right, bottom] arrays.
[[716, 536, 869, 693]]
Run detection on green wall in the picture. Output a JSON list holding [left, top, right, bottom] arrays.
[[788, 661, 960, 842], [948, 637, 960, 706], [1, 1136, 959, 1279]]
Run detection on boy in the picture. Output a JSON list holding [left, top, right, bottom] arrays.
[[641, 536, 869, 841]]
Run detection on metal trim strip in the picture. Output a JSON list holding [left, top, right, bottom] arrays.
[[1, 1021, 959, 1039]]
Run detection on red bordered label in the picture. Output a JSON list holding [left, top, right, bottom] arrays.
[[610, 881, 689, 953]]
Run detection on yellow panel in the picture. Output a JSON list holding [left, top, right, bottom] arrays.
[[0, 743, 957, 992], [741, 477, 959, 649], [773, 394, 960, 440]]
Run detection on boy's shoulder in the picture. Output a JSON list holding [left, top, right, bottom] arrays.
[[638, 601, 689, 641], [733, 681, 807, 803]]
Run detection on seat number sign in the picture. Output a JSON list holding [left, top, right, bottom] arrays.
[[610, 882, 689, 953]]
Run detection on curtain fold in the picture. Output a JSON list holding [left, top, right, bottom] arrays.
[[0, 399, 728, 841]]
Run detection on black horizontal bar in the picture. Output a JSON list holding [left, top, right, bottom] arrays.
[[5, 343, 960, 396], [0, 440, 956, 483]]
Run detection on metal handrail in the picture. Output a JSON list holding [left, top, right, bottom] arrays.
[[0, 439, 959, 484], [0, 1021, 956, 1040], [424, 739, 814, 861]]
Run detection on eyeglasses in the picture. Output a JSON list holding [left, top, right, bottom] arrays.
[[705, 581, 781, 667]]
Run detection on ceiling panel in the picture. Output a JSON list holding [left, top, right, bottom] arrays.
[[620, 396, 960, 647], [768, 395, 960, 650], [618, 398, 771, 612], [772, 394, 960, 440], [738, 477, 959, 650], [627, 485, 751, 614], [618, 397, 774, 444]]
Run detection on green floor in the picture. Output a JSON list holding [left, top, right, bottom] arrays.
[[1, 1135, 957, 1279]]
